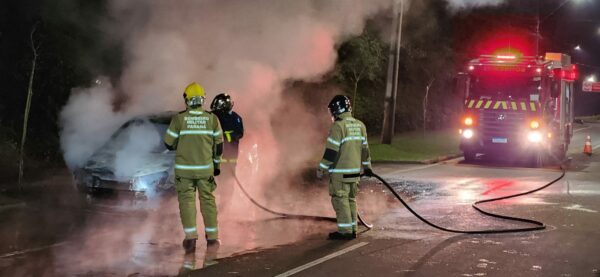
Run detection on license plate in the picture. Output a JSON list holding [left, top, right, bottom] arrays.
[[492, 137, 508, 144]]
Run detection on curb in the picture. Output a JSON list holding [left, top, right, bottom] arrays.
[[372, 153, 462, 165], [0, 195, 26, 212]]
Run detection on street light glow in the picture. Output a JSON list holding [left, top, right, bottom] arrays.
[[587, 75, 597, 82], [574, 45, 581, 51]]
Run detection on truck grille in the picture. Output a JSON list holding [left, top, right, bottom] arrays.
[[478, 110, 526, 143]]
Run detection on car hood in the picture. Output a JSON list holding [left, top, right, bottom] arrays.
[[84, 150, 174, 181]]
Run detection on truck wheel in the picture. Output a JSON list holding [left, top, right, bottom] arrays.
[[464, 151, 477, 163]]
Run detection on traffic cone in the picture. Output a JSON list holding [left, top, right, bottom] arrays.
[[583, 135, 592, 156]]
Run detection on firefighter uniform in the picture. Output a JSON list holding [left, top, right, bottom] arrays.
[[213, 110, 243, 164], [164, 103, 224, 241], [319, 112, 372, 235]]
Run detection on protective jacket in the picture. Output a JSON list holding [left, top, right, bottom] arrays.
[[319, 112, 372, 182], [164, 107, 224, 178], [213, 110, 243, 162]]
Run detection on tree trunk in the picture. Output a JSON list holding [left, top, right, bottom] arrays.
[[352, 79, 359, 115], [18, 25, 38, 188], [423, 78, 435, 138]]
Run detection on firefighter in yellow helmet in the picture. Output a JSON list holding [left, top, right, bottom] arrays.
[[164, 82, 224, 253], [317, 95, 373, 240]]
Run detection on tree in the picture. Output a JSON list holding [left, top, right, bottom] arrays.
[[335, 31, 385, 115], [423, 72, 435, 137], [18, 23, 39, 187]]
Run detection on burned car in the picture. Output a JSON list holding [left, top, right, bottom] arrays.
[[72, 113, 177, 200]]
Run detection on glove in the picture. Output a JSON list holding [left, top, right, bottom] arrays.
[[214, 168, 221, 176], [363, 168, 374, 177], [316, 168, 325, 180]]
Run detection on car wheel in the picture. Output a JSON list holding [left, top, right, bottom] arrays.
[[464, 151, 477, 163]]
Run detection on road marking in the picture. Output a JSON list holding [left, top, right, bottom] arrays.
[[573, 126, 592, 133], [0, 241, 70, 259], [593, 144, 600, 150], [274, 242, 369, 277], [563, 204, 597, 213]]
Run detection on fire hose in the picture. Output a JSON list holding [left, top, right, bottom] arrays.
[[232, 165, 565, 234], [231, 173, 373, 228]]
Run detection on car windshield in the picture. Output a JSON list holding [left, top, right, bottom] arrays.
[[107, 118, 169, 154], [469, 74, 541, 100]]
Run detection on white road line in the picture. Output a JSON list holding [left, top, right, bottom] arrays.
[[0, 241, 69, 259], [574, 126, 592, 133], [593, 144, 600, 150], [274, 242, 369, 277]]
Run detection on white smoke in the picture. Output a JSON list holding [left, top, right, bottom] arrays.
[[60, 0, 393, 173], [59, 79, 130, 169], [445, 0, 505, 10]]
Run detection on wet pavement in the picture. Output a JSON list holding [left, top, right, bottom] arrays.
[[196, 123, 600, 276], [1, 123, 599, 276]]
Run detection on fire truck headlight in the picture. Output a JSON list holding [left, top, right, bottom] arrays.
[[463, 129, 474, 139], [529, 120, 540, 129], [464, 117, 474, 126], [527, 131, 542, 143]]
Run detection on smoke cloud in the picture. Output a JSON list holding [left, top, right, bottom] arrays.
[[57, 1, 393, 272]]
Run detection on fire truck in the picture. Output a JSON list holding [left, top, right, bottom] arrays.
[[456, 52, 578, 166]]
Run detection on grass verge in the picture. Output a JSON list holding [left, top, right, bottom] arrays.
[[369, 129, 461, 162]]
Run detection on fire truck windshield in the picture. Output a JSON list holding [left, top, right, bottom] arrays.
[[469, 74, 541, 100]]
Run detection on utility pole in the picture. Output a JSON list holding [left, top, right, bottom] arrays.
[[381, 0, 404, 144]]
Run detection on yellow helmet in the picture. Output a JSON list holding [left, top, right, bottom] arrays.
[[183, 82, 206, 107]]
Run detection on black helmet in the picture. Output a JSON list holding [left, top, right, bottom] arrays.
[[210, 93, 234, 112], [328, 95, 352, 117]]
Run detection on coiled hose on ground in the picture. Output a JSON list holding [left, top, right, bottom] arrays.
[[232, 164, 566, 234]]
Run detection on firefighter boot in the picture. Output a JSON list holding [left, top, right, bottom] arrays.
[[182, 238, 197, 253], [328, 231, 355, 240]]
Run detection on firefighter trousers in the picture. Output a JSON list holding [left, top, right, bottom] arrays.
[[329, 179, 358, 234], [175, 176, 219, 240]]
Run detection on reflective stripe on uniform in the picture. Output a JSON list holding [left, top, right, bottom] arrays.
[[205, 227, 217, 232], [189, 111, 203, 115], [337, 223, 353, 228], [180, 130, 217, 136], [329, 168, 360, 173], [175, 164, 212, 170], [362, 161, 371, 166], [341, 136, 366, 143], [184, 227, 197, 233], [319, 163, 329, 169], [167, 129, 179, 138], [213, 159, 221, 164], [327, 137, 341, 146]]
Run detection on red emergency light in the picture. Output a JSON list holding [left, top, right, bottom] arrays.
[[556, 64, 578, 81], [496, 55, 517, 60]]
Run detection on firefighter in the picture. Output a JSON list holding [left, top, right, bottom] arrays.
[[317, 95, 373, 240], [164, 82, 224, 253], [210, 93, 243, 211], [210, 93, 244, 168]]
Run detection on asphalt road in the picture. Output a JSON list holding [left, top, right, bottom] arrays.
[[195, 122, 600, 277], [0, 123, 599, 276]]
